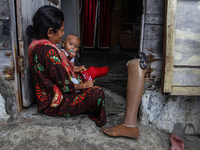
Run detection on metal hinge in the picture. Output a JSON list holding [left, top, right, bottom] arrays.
[[16, 56, 24, 72]]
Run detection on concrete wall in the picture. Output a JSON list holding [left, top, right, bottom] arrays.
[[139, 83, 200, 135], [61, 0, 80, 40], [0, 76, 18, 123], [0, 94, 10, 122]]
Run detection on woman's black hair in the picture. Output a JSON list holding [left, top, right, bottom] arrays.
[[26, 5, 64, 39]]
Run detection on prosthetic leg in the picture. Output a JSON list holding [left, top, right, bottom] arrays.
[[101, 52, 148, 139]]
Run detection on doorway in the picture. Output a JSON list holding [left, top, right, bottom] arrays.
[[61, 0, 143, 52]]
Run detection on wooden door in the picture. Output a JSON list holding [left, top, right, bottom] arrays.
[[16, 0, 61, 107], [162, 0, 200, 95], [0, 0, 14, 79], [140, 0, 165, 82], [0, 0, 21, 111]]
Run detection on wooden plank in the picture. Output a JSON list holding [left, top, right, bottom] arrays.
[[19, 0, 45, 107], [0, 20, 11, 50], [144, 0, 165, 83], [0, 38, 11, 50], [145, 0, 165, 24], [31, 0, 45, 20], [0, 49, 14, 75], [163, 0, 177, 94], [143, 39, 163, 54], [145, 14, 164, 24], [0, 50, 12, 56], [161, 0, 168, 94], [16, 0, 23, 41], [172, 68, 200, 86], [0, 59, 13, 65], [143, 24, 164, 54], [173, 0, 200, 66], [0, 0, 9, 19], [172, 87, 200, 96], [8, 0, 22, 111], [144, 25, 164, 40], [0, 65, 13, 73], [146, 0, 165, 15], [0, 0, 14, 78]]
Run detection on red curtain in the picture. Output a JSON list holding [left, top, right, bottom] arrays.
[[99, 0, 111, 48], [83, 0, 98, 48], [83, 0, 111, 49]]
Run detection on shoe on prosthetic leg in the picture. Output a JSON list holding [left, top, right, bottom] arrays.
[[81, 66, 109, 81], [101, 52, 148, 139]]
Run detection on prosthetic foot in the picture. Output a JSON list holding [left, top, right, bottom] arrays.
[[101, 124, 139, 139], [82, 66, 109, 81]]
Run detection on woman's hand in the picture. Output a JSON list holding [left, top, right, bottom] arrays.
[[83, 80, 95, 88], [74, 80, 95, 90]]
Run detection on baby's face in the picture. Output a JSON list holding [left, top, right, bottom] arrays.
[[64, 35, 80, 53]]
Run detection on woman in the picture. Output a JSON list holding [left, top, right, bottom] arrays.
[[26, 5, 106, 127]]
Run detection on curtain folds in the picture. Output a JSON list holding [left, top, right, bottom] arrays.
[[99, 0, 111, 48], [83, 0, 98, 48], [83, 0, 111, 49]]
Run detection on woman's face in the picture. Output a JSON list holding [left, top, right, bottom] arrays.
[[48, 21, 65, 44]]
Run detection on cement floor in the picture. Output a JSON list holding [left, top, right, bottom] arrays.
[[0, 50, 200, 150]]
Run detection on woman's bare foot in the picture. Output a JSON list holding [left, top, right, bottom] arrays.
[[101, 124, 139, 139]]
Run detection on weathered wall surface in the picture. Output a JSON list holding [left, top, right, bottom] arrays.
[[138, 0, 200, 135], [142, 0, 165, 82], [0, 0, 14, 78], [0, 76, 18, 123], [0, 94, 10, 122], [139, 84, 200, 135]]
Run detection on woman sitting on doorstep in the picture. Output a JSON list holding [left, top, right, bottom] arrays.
[[26, 5, 106, 127]]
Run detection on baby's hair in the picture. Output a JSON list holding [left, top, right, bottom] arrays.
[[66, 34, 80, 41], [26, 5, 64, 39]]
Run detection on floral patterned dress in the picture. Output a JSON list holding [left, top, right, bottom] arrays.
[[28, 39, 106, 127]]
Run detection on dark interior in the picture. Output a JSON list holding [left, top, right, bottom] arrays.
[[80, 0, 143, 52]]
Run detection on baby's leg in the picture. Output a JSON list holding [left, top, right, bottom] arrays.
[[81, 66, 109, 81]]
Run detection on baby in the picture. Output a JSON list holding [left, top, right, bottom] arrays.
[[61, 34, 86, 73], [61, 34, 109, 81]]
